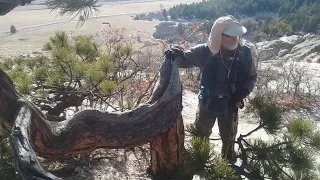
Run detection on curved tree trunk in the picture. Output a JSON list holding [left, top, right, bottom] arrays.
[[0, 58, 190, 179]]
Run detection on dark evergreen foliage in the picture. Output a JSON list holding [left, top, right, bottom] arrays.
[[169, 0, 320, 33]]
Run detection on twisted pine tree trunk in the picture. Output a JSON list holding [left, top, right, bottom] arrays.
[[149, 115, 188, 179], [0, 59, 192, 179]]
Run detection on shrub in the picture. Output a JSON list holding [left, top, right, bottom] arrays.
[[10, 25, 17, 34]]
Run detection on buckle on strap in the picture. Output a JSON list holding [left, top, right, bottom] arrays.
[[218, 95, 229, 99], [200, 89, 229, 99]]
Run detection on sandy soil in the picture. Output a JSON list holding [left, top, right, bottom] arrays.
[[0, 0, 201, 58]]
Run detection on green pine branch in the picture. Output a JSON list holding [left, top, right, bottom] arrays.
[[46, 0, 101, 26]]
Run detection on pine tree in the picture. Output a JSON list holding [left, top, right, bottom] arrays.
[[10, 25, 17, 34], [1, 30, 149, 119]]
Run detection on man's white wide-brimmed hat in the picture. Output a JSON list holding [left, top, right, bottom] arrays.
[[222, 16, 247, 36], [207, 15, 247, 54]]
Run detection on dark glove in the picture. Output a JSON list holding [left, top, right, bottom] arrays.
[[229, 88, 249, 109], [164, 46, 185, 62]]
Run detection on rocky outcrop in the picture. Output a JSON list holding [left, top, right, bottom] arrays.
[[153, 21, 178, 41], [256, 34, 320, 63], [153, 21, 207, 44]]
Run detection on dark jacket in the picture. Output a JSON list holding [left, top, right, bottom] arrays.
[[175, 43, 257, 112]]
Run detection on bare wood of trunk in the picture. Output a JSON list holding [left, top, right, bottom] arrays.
[[0, 58, 188, 179]]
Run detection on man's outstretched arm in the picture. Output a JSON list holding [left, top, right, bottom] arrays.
[[167, 44, 208, 68]]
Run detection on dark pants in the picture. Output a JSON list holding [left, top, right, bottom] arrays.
[[194, 103, 238, 162]]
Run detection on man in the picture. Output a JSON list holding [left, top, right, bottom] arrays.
[[165, 15, 257, 162]]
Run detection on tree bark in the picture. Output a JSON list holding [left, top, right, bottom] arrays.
[[0, 58, 188, 179], [149, 115, 192, 180]]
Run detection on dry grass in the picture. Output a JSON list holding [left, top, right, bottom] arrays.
[[180, 68, 200, 93]]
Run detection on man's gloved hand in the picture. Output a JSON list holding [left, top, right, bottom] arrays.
[[229, 88, 249, 109], [236, 100, 244, 109], [164, 46, 185, 62]]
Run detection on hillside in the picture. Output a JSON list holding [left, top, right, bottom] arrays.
[[169, 0, 320, 34]]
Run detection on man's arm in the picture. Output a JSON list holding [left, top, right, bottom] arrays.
[[173, 44, 208, 68], [232, 45, 257, 104], [243, 45, 257, 96]]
